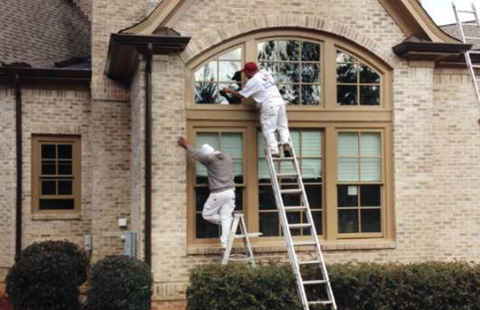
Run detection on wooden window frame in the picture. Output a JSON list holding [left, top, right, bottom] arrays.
[[186, 30, 394, 247], [32, 136, 81, 214]]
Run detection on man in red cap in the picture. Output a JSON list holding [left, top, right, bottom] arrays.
[[223, 62, 291, 157]]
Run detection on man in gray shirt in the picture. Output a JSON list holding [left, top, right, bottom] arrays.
[[178, 137, 236, 249]]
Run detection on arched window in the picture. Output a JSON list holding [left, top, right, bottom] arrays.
[[186, 31, 393, 248]]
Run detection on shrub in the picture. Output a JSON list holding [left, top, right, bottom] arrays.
[[19, 240, 89, 285], [187, 262, 480, 310], [6, 251, 80, 310], [88, 256, 153, 310]]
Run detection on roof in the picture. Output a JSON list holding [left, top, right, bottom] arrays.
[[0, 0, 91, 69], [441, 21, 480, 50]]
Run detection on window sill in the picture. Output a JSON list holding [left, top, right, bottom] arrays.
[[187, 239, 396, 255], [31, 213, 82, 221]]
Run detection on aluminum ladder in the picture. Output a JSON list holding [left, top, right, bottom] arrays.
[[265, 142, 337, 310], [453, 1, 480, 110], [222, 213, 262, 267]]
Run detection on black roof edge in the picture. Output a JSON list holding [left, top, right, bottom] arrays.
[[393, 41, 472, 62], [0, 67, 92, 84], [105, 32, 190, 83]]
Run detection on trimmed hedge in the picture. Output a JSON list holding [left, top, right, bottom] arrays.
[[6, 251, 80, 310], [88, 256, 153, 310], [19, 240, 89, 285], [187, 262, 480, 310]]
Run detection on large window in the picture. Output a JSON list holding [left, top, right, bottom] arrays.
[[32, 136, 81, 213], [187, 31, 392, 246]]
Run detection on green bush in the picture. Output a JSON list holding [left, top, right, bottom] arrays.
[[187, 262, 480, 310], [6, 251, 80, 310], [19, 240, 89, 285], [88, 255, 153, 310]]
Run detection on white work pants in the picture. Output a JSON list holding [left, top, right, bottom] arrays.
[[202, 189, 236, 248], [260, 104, 291, 155]]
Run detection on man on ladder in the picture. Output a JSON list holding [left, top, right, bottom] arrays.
[[178, 137, 236, 249], [222, 62, 292, 158]]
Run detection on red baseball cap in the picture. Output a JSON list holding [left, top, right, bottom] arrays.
[[241, 62, 259, 73]]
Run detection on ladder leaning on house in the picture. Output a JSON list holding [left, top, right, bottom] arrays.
[[453, 1, 480, 113], [264, 141, 337, 310]]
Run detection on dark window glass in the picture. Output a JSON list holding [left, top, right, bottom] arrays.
[[360, 65, 380, 83], [258, 41, 277, 61], [337, 85, 357, 105], [302, 42, 320, 61], [301, 64, 320, 83], [278, 40, 300, 61], [260, 213, 279, 236], [279, 84, 300, 105], [195, 187, 210, 212], [305, 185, 322, 209], [361, 209, 381, 232], [278, 63, 300, 83], [235, 188, 244, 211], [338, 185, 358, 207], [311, 211, 323, 235], [360, 86, 380, 105], [39, 199, 74, 210], [41, 162, 56, 175], [301, 86, 321, 105], [195, 83, 218, 104], [196, 214, 219, 238], [338, 210, 359, 233], [287, 212, 302, 236], [41, 180, 56, 195], [360, 185, 381, 207], [337, 63, 358, 83], [259, 186, 276, 210], [58, 180, 73, 195], [58, 145, 72, 159], [58, 162, 72, 175], [41, 145, 56, 159]]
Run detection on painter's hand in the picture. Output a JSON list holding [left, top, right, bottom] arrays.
[[177, 137, 189, 149]]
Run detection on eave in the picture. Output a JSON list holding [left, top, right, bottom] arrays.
[[105, 33, 190, 83], [0, 67, 91, 85], [393, 41, 472, 62]]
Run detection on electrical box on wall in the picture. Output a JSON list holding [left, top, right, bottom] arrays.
[[118, 218, 128, 228]]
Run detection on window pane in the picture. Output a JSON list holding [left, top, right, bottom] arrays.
[[41, 162, 56, 175], [41, 145, 56, 159], [359, 64, 380, 83], [221, 133, 243, 158], [337, 63, 358, 83], [219, 48, 242, 61], [258, 159, 271, 181], [360, 185, 381, 207], [361, 209, 381, 233], [234, 162, 243, 183], [58, 162, 72, 175], [219, 61, 241, 82], [195, 187, 210, 211], [360, 133, 381, 156], [58, 145, 72, 159], [301, 64, 320, 83], [360, 158, 381, 181], [336, 51, 356, 63], [311, 211, 323, 235], [219, 83, 241, 105], [287, 212, 302, 236], [259, 186, 276, 210], [337, 185, 358, 207], [260, 213, 279, 236], [259, 61, 277, 78], [290, 130, 301, 153], [339, 210, 359, 233], [302, 131, 322, 157], [278, 63, 300, 83], [195, 83, 218, 104], [41, 180, 56, 195], [302, 159, 321, 179], [58, 180, 73, 195], [302, 42, 320, 61], [305, 185, 322, 208], [337, 85, 357, 105], [338, 158, 359, 181], [360, 86, 380, 105], [195, 61, 217, 81], [39, 199, 74, 210], [258, 41, 277, 61], [282, 185, 302, 207], [235, 188, 244, 211], [197, 133, 219, 150], [301, 85, 321, 105], [196, 214, 219, 238], [278, 40, 300, 61], [279, 84, 300, 105], [338, 133, 358, 156]]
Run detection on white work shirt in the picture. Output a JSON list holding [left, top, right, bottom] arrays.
[[239, 69, 284, 110]]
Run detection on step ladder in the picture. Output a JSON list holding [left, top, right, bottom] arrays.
[[222, 213, 262, 267], [453, 1, 480, 111], [265, 143, 337, 310]]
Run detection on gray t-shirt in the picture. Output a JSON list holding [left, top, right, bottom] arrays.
[[187, 146, 235, 193]]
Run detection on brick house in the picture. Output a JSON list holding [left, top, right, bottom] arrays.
[[2, 0, 480, 308]]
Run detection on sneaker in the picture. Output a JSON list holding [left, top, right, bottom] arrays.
[[283, 145, 292, 158], [272, 152, 280, 158]]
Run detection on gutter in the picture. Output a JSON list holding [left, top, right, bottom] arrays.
[[0, 67, 91, 84], [393, 40, 472, 62], [14, 75, 23, 257], [145, 43, 153, 266]]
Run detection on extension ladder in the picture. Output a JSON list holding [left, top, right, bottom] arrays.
[[222, 213, 262, 267], [265, 142, 337, 310], [453, 1, 480, 109]]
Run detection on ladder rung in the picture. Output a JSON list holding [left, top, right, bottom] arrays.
[[280, 189, 302, 194], [308, 301, 333, 305], [228, 257, 253, 262], [458, 10, 476, 14], [299, 260, 321, 265], [235, 233, 263, 238], [468, 51, 480, 54], [472, 65, 480, 68], [465, 36, 480, 40], [284, 206, 307, 211], [303, 280, 328, 285], [293, 241, 317, 246], [462, 23, 479, 26], [276, 172, 298, 178], [289, 223, 312, 229], [272, 157, 294, 162]]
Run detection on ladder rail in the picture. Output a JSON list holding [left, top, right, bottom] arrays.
[[222, 213, 258, 267]]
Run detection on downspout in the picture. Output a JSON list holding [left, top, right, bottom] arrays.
[[14, 74, 23, 256], [145, 43, 153, 266]]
